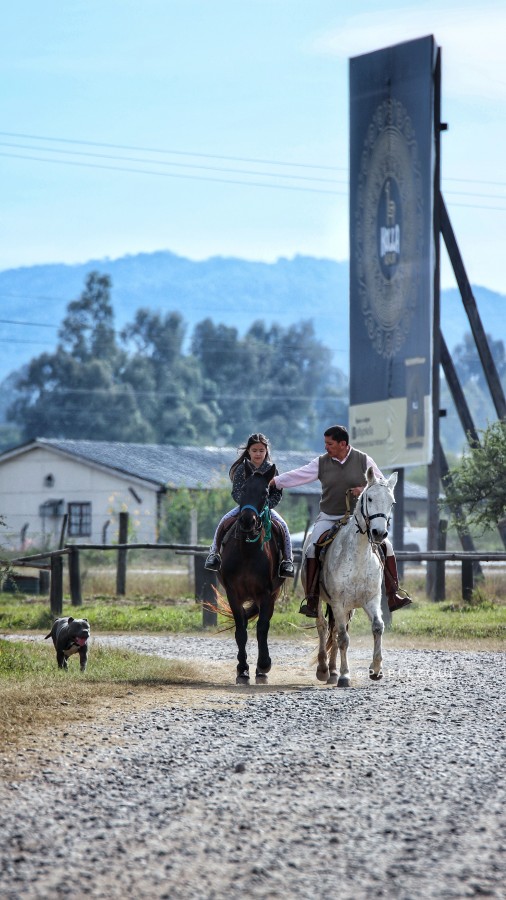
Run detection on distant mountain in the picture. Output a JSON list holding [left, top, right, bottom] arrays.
[[0, 250, 504, 388]]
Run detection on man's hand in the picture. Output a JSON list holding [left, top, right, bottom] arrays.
[[350, 486, 363, 497]]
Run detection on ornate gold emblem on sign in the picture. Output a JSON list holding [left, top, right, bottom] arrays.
[[355, 98, 423, 359]]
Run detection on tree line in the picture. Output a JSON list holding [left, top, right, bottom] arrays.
[[6, 271, 348, 451], [3, 271, 506, 538]]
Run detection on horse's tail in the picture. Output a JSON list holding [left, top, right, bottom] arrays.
[[203, 586, 260, 625], [203, 585, 234, 620]]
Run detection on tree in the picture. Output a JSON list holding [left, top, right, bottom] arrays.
[[443, 420, 506, 533], [59, 272, 118, 363], [191, 317, 346, 449], [8, 273, 150, 442], [7, 274, 349, 450], [121, 309, 220, 444]]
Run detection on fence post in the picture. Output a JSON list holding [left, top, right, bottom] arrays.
[[498, 518, 506, 550], [68, 547, 82, 606], [189, 508, 198, 593], [50, 554, 63, 616], [462, 558, 474, 602], [194, 554, 218, 627], [116, 512, 129, 596], [434, 519, 447, 602], [39, 569, 50, 595]]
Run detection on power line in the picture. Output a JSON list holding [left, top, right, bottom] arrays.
[[0, 151, 346, 196], [0, 130, 346, 172], [0, 338, 55, 346], [3, 148, 504, 211], [0, 140, 346, 187], [4, 131, 506, 191], [0, 318, 57, 328]]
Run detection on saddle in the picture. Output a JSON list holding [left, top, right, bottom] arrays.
[[313, 490, 356, 564], [218, 512, 283, 555], [314, 516, 350, 565]]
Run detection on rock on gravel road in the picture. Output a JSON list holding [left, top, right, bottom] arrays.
[[0, 633, 505, 899]]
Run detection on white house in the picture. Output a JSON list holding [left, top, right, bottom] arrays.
[[0, 439, 321, 551], [0, 438, 427, 552]]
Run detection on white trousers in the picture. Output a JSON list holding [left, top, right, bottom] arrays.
[[304, 512, 394, 559]]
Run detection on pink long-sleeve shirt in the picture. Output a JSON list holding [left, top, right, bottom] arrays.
[[273, 448, 382, 489]]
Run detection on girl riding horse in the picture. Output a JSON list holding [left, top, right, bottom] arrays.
[[205, 432, 294, 578]]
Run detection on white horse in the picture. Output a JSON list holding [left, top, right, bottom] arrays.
[[307, 467, 398, 688]]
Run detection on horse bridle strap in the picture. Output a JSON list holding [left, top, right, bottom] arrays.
[[355, 488, 391, 538], [239, 503, 271, 545]]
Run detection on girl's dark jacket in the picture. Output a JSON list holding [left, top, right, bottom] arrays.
[[231, 459, 283, 510]]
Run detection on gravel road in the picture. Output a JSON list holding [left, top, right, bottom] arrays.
[[1, 633, 505, 899]]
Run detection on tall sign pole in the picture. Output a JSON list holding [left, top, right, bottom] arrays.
[[426, 46, 442, 599]]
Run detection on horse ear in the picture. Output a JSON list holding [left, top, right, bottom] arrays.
[[388, 471, 398, 492], [366, 466, 376, 485], [265, 464, 277, 482], [244, 459, 255, 477]]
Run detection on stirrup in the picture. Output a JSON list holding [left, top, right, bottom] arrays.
[[299, 596, 318, 618], [204, 552, 221, 571], [279, 560, 295, 578], [387, 589, 412, 613]]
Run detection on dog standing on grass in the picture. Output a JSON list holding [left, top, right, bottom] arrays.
[[45, 617, 90, 671]]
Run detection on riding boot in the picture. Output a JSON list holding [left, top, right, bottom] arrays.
[[299, 557, 320, 617], [279, 558, 295, 578], [204, 521, 228, 571], [384, 553, 412, 612]]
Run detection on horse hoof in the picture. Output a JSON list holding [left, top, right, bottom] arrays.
[[236, 668, 250, 684], [337, 675, 351, 688], [255, 673, 268, 683], [316, 667, 329, 682], [369, 669, 383, 681], [326, 673, 338, 685]]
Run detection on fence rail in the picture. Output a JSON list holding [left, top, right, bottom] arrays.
[[3, 543, 506, 619]]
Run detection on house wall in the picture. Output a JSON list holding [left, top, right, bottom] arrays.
[[0, 447, 159, 551]]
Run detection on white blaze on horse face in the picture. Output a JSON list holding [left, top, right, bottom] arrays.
[[361, 470, 397, 541]]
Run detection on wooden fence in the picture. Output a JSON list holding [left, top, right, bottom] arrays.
[[4, 541, 506, 624]]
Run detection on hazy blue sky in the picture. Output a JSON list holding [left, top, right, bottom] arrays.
[[2, 0, 505, 292]]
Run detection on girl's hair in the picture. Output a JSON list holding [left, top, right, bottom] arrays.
[[229, 432, 272, 480]]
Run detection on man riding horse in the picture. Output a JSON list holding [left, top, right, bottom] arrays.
[[269, 424, 412, 617]]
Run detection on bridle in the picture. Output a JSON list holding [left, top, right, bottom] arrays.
[[239, 501, 271, 544], [354, 482, 394, 543]]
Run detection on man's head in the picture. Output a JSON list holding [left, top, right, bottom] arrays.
[[324, 425, 349, 444], [324, 425, 349, 460]]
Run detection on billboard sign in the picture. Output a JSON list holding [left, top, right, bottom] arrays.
[[349, 36, 437, 468]]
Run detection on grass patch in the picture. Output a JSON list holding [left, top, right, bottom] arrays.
[[388, 598, 506, 640], [1, 582, 506, 642], [0, 638, 198, 755]]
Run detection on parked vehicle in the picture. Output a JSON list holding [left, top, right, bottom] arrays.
[[291, 520, 427, 554]]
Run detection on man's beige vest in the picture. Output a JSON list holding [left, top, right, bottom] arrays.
[[318, 448, 369, 516]]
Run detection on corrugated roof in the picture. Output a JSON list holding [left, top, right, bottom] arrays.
[[33, 439, 427, 500]]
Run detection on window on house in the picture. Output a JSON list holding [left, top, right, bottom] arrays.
[[68, 502, 92, 537]]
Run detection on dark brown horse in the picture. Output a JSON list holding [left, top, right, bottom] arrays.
[[217, 460, 284, 683]]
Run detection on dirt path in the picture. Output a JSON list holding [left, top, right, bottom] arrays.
[[1, 634, 504, 899]]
